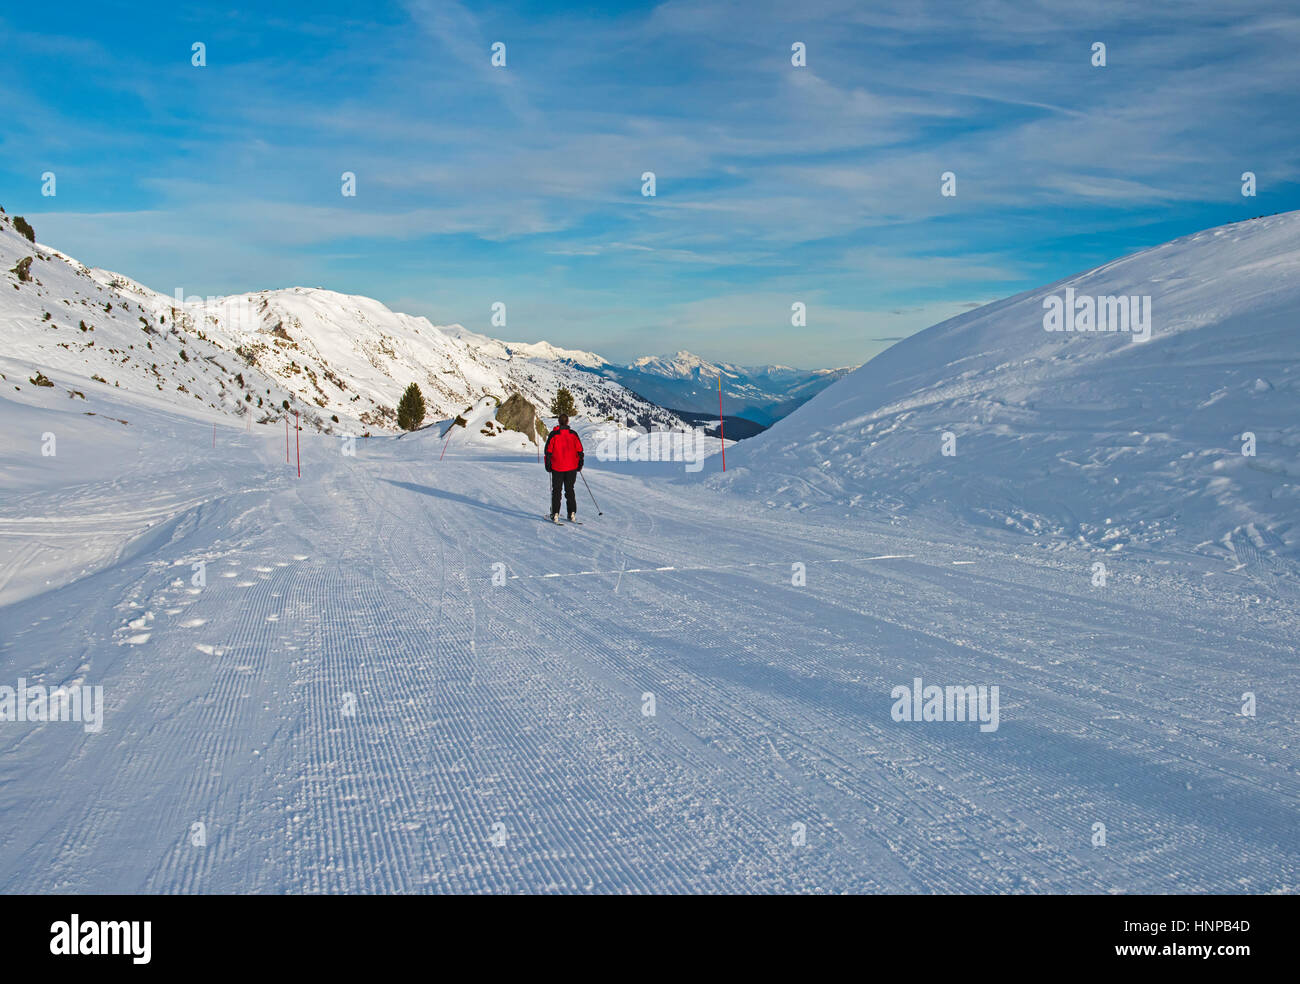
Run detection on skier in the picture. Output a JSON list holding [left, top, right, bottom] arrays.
[[544, 414, 584, 523]]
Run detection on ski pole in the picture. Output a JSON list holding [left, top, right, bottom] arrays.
[[579, 472, 602, 515]]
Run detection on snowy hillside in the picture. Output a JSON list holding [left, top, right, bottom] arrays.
[[0, 209, 684, 436], [718, 212, 1300, 564], [612, 350, 854, 425]]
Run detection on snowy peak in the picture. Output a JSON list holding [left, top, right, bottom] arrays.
[[630, 350, 737, 380], [503, 339, 607, 368]]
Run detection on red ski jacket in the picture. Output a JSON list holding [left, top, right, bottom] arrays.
[[544, 426, 584, 472]]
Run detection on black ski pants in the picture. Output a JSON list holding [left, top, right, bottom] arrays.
[[550, 470, 578, 516]]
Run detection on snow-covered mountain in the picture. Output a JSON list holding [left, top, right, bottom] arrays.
[[0, 210, 684, 436], [718, 211, 1300, 563], [609, 350, 855, 425], [627, 350, 730, 379]]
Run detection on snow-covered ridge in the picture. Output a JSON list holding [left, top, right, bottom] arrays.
[[0, 212, 683, 435], [719, 211, 1300, 561], [630, 350, 736, 379], [500, 338, 606, 367]]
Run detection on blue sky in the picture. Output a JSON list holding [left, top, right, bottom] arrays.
[[3, 0, 1298, 367]]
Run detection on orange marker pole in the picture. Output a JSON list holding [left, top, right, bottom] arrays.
[[718, 374, 725, 472]]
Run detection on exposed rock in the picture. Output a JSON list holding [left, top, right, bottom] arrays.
[[495, 392, 546, 443]]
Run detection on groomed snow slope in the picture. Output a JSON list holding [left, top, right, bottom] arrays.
[[718, 212, 1300, 564], [1, 376, 1297, 893]]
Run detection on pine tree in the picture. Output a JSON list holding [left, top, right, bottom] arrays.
[[550, 387, 578, 418], [397, 382, 426, 431]]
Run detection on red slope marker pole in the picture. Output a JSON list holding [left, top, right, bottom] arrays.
[[718, 374, 726, 472], [285, 416, 289, 463], [440, 425, 454, 461], [295, 411, 300, 478]]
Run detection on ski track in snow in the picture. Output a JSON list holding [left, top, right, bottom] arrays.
[[1, 417, 1298, 894]]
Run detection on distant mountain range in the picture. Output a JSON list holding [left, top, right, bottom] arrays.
[[601, 351, 858, 426]]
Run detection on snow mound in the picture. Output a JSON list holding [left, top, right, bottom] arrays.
[[717, 211, 1300, 559]]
